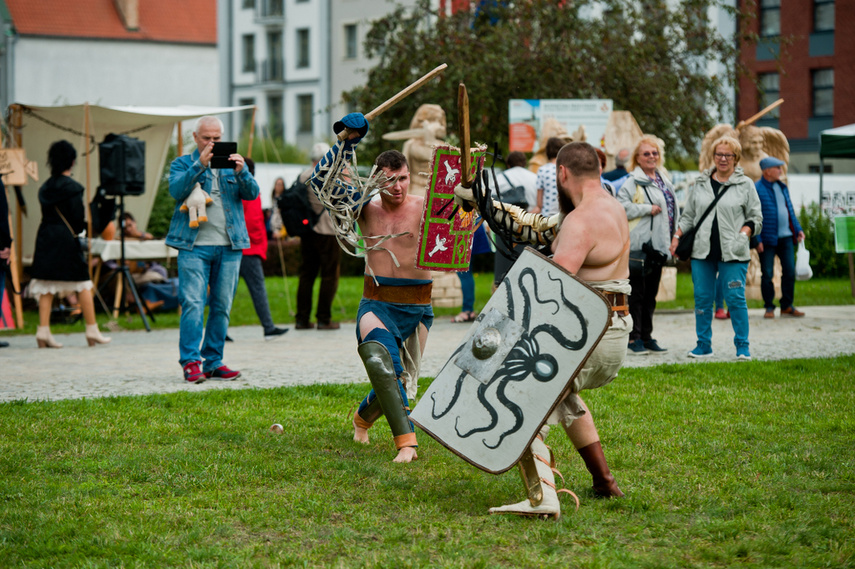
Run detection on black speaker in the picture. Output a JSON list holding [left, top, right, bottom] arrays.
[[99, 133, 145, 196]]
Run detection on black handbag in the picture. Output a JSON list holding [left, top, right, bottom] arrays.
[[675, 183, 730, 262], [628, 185, 667, 277], [498, 172, 529, 208]]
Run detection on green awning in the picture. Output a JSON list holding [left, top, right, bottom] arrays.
[[819, 124, 855, 159]]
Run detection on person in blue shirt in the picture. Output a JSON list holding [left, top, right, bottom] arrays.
[[754, 157, 805, 319]]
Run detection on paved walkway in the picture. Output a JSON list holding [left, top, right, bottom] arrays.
[[1, 306, 853, 402]]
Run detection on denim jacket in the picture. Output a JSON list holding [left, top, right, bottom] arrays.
[[165, 149, 259, 251]]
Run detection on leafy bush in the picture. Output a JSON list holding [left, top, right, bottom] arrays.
[[798, 203, 849, 278], [146, 144, 178, 238]]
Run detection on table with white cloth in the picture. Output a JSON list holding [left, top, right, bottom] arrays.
[[90, 238, 178, 320]]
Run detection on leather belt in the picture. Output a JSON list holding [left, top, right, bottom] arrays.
[[602, 291, 629, 318], [363, 275, 433, 305]]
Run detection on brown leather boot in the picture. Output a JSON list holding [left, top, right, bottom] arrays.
[[577, 441, 625, 498]]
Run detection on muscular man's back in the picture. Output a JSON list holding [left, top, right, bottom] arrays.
[[554, 184, 630, 282]]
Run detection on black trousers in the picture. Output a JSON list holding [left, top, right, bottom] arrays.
[[296, 232, 341, 324], [628, 264, 663, 342]]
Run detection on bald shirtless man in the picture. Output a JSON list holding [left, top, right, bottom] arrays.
[[457, 141, 630, 517], [310, 114, 431, 464]]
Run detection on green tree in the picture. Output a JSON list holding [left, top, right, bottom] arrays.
[[346, 0, 749, 161]]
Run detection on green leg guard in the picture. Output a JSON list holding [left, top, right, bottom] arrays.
[[358, 341, 417, 449]]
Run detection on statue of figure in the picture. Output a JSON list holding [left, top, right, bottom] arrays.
[[382, 104, 447, 197], [699, 123, 789, 182], [527, 118, 583, 174]]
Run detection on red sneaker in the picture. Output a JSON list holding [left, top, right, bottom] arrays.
[[205, 365, 241, 381], [183, 361, 206, 384], [714, 308, 729, 320]]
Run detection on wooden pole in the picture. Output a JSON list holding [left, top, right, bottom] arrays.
[[84, 103, 94, 279], [247, 105, 257, 159], [177, 121, 183, 156], [337, 63, 448, 141], [849, 252, 854, 297], [736, 98, 784, 130]]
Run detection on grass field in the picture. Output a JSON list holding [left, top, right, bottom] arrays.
[[1, 356, 853, 567]]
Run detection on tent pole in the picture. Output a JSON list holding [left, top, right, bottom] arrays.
[[177, 121, 183, 156], [247, 105, 257, 159], [84, 103, 94, 279], [9, 104, 24, 329], [819, 157, 824, 216]]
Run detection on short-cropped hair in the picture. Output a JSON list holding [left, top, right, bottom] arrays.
[[375, 149, 408, 171], [48, 140, 77, 176], [506, 151, 527, 169], [546, 137, 566, 160], [556, 142, 600, 179]]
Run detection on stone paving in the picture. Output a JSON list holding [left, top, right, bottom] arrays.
[[1, 305, 853, 403]]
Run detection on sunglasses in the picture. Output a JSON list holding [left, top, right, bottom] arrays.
[[640, 151, 659, 157]]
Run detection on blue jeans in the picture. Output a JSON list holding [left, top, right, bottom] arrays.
[[714, 272, 726, 311], [457, 269, 475, 313], [691, 259, 749, 350], [759, 238, 795, 311], [177, 246, 242, 371]]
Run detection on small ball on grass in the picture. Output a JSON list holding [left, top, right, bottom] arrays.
[[269, 423, 284, 434]]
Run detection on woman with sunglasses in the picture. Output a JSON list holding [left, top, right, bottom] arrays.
[[669, 135, 762, 361], [617, 136, 678, 356]]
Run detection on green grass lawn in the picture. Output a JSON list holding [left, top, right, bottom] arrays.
[[7, 273, 855, 335], [1, 356, 853, 567]]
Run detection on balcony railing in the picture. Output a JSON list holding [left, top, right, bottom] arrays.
[[260, 59, 285, 83], [255, 0, 284, 22]]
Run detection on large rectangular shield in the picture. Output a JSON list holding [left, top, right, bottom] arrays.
[[415, 144, 486, 272], [411, 248, 611, 473]]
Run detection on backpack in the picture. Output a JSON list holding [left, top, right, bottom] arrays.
[[277, 176, 319, 238]]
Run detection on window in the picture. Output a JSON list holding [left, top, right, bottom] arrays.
[[297, 28, 310, 68], [758, 73, 780, 118], [239, 98, 255, 137], [242, 35, 255, 72], [266, 30, 283, 81], [298, 94, 313, 133], [760, 0, 780, 37], [344, 24, 358, 59], [242, 0, 255, 8], [268, 0, 283, 17], [814, 0, 835, 32], [267, 95, 283, 139], [812, 69, 834, 116]]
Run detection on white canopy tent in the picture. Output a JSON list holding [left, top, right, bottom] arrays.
[[7, 103, 254, 264]]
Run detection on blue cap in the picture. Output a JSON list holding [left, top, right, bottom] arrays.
[[759, 156, 785, 170]]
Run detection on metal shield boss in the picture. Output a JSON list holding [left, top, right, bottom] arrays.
[[410, 249, 611, 473]]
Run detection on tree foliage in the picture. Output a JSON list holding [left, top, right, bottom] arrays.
[[346, 0, 748, 161]]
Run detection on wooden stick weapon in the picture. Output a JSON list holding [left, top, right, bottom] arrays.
[[736, 98, 784, 130], [337, 63, 448, 141]]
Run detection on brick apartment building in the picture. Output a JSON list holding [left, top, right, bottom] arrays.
[[739, 0, 855, 173]]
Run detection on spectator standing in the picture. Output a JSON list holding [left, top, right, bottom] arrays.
[[670, 136, 762, 361], [28, 140, 111, 349], [166, 116, 259, 383], [0, 178, 11, 348], [532, 137, 565, 215], [603, 148, 630, 183], [492, 151, 537, 290], [239, 158, 288, 340], [295, 142, 341, 330], [617, 136, 678, 355], [754, 156, 805, 318]]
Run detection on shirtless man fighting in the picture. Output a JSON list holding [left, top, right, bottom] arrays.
[[310, 113, 432, 464], [457, 141, 631, 517]]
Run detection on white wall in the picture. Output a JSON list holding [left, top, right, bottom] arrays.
[[14, 38, 219, 107]]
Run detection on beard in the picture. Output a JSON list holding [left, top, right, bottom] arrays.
[[557, 185, 575, 215]]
